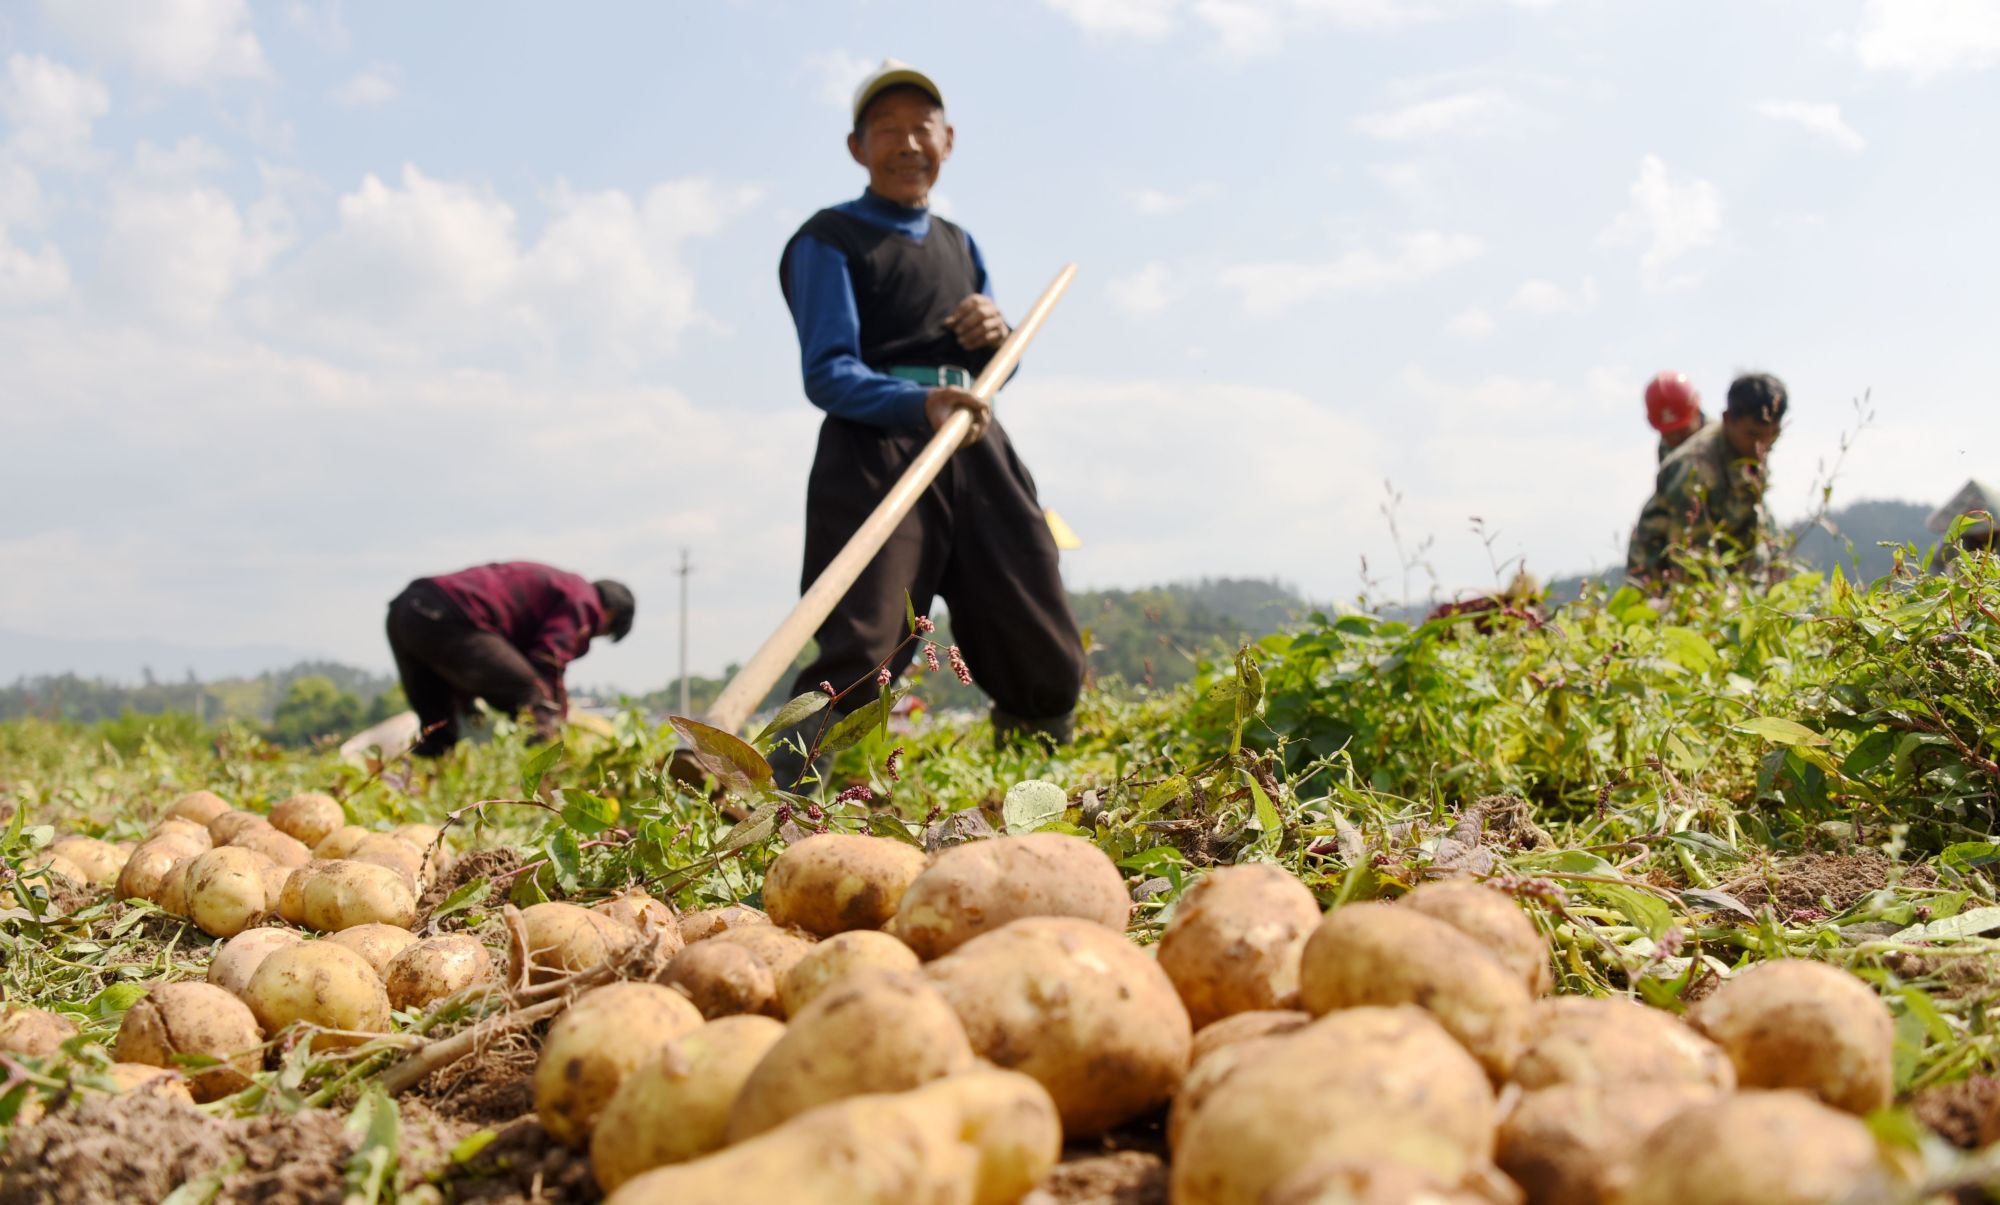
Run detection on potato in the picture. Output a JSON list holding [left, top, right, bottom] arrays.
[[1499, 1082, 1720, 1205], [228, 823, 311, 868], [166, 790, 231, 826], [1263, 1160, 1501, 1205], [49, 835, 126, 886], [1513, 996, 1734, 1092], [709, 924, 816, 981], [1157, 863, 1321, 1030], [152, 855, 198, 916], [392, 822, 442, 849], [207, 927, 306, 999], [1623, 1090, 1894, 1205], [1171, 1007, 1498, 1205], [347, 833, 425, 887], [270, 792, 344, 847], [1298, 902, 1529, 1079], [1690, 959, 1894, 1115], [730, 970, 975, 1141], [679, 903, 769, 944], [257, 861, 293, 912], [1402, 879, 1551, 996], [0, 1007, 79, 1056], [779, 929, 921, 1017], [184, 845, 276, 937], [244, 941, 391, 1049], [603, 1068, 1062, 1205], [591, 1015, 788, 1192], [1189, 1009, 1312, 1068], [385, 934, 494, 1010], [117, 834, 205, 902], [926, 916, 1192, 1136], [292, 858, 418, 932], [103, 1063, 195, 1103], [151, 816, 214, 848], [596, 889, 678, 934], [208, 810, 272, 846], [892, 833, 1131, 960], [514, 901, 631, 983], [327, 922, 421, 975], [661, 939, 780, 1019], [763, 833, 930, 938], [533, 982, 705, 1146], [313, 824, 371, 860], [1169, 1031, 1292, 1153], [115, 982, 263, 1101], [25, 850, 88, 885]]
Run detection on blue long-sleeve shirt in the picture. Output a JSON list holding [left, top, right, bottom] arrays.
[[784, 191, 994, 433]]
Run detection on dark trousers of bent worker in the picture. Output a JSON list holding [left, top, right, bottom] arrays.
[[771, 416, 1086, 786], [385, 581, 553, 756]]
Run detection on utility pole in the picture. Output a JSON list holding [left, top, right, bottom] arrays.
[[677, 548, 693, 715]]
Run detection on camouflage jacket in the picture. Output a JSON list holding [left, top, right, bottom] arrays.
[[1626, 422, 1773, 581]]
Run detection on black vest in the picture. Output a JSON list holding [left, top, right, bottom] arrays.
[[781, 207, 995, 377]]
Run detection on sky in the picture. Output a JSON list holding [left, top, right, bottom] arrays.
[[1, 0, 1997, 691]]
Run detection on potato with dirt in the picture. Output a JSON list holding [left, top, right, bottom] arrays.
[[603, 1068, 1063, 1205], [48, 835, 126, 886], [347, 832, 428, 887], [24, 849, 88, 886], [116, 832, 205, 902], [533, 981, 706, 1146], [1513, 996, 1734, 1092], [0, 1007, 79, 1056], [926, 916, 1192, 1136], [290, 858, 419, 932], [729, 970, 975, 1140], [327, 922, 420, 975], [102, 1063, 195, 1103], [1623, 1090, 1897, 1205], [313, 824, 371, 860], [893, 832, 1132, 960], [1298, 901, 1529, 1079], [513, 900, 632, 983], [207, 927, 306, 999], [779, 929, 922, 1017], [152, 855, 198, 916], [184, 845, 277, 938], [1498, 1080, 1720, 1205], [595, 889, 682, 946], [115, 982, 264, 1101], [165, 789, 231, 826], [208, 809, 271, 845], [591, 1015, 788, 1192], [1157, 863, 1321, 1030], [762, 833, 930, 937], [1689, 958, 1894, 1115], [269, 792, 344, 848], [1189, 1009, 1312, 1067], [385, 934, 495, 1010], [243, 940, 392, 1048], [678, 902, 769, 944], [708, 923, 815, 980], [1171, 1006, 1499, 1205], [1262, 1160, 1503, 1205], [227, 822, 311, 868], [1401, 878, 1552, 996], [660, 938, 781, 1018]]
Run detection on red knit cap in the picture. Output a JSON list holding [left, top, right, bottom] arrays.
[[1644, 371, 1702, 434]]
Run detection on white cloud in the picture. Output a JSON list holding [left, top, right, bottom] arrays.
[[0, 227, 70, 306], [330, 65, 399, 109], [1220, 230, 1483, 315], [1507, 276, 1596, 315], [1445, 307, 1495, 339], [803, 49, 875, 110], [0, 54, 110, 167], [1130, 186, 1194, 216], [1044, 0, 1436, 54], [1353, 88, 1526, 140], [1755, 100, 1866, 153], [1599, 155, 1721, 292], [41, 0, 268, 86], [0, 157, 45, 227], [100, 181, 293, 322], [132, 136, 230, 181], [1853, 0, 2000, 81], [1108, 262, 1178, 316], [1044, 0, 1180, 37]]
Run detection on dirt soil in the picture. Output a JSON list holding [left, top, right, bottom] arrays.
[[1912, 1076, 2000, 1149], [436, 1116, 600, 1204], [1027, 1152, 1168, 1205], [420, 847, 524, 927], [418, 1028, 540, 1125], [0, 1091, 238, 1205], [1723, 851, 1938, 916]]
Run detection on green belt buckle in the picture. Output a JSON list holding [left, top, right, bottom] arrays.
[[887, 364, 972, 389]]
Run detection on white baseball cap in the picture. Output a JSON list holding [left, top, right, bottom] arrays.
[[852, 58, 944, 123]]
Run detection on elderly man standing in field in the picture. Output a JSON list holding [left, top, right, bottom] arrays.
[[385, 562, 634, 755], [1626, 373, 1788, 585], [771, 59, 1084, 783]]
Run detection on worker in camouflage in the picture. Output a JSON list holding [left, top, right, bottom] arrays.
[[1626, 373, 1788, 584]]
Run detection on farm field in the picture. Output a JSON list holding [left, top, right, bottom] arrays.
[[5, 556, 2000, 1204]]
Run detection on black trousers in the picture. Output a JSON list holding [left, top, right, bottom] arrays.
[[778, 416, 1085, 774], [385, 582, 556, 755]]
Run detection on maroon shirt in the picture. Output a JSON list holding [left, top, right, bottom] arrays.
[[425, 562, 604, 709]]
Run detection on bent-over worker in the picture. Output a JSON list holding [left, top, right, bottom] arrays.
[[385, 562, 634, 755], [772, 59, 1085, 783], [1626, 373, 1788, 585]]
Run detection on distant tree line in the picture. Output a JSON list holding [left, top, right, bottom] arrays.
[[0, 661, 403, 748]]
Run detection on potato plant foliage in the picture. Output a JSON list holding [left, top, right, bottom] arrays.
[[3, 549, 2000, 1199]]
